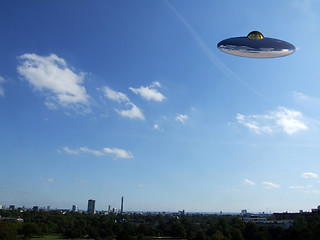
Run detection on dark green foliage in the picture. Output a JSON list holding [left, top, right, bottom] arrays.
[[0, 220, 19, 240], [4, 209, 320, 239]]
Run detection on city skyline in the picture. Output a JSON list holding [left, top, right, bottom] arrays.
[[2, 0, 320, 213]]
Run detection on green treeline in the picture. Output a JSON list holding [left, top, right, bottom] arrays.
[[1, 209, 320, 240]]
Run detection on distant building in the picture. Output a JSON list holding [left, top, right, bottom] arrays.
[[243, 215, 293, 229], [108, 205, 111, 213], [178, 210, 185, 215], [0, 204, 2, 210], [33, 206, 39, 211], [9, 205, 15, 210], [112, 207, 117, 214], [241, 209, 248, 215], [72, 204, 78, 212], [87, 199, 96, 214], [0, 216, 24, 223], [120, 197, 124, 214]]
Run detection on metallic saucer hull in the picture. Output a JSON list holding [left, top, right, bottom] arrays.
[[217, 37, 295, 58]]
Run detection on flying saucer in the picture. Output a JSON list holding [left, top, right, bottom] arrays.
[[217, 31, 295, 58]]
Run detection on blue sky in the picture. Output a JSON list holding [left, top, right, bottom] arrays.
[[1, 0, 320, 213]]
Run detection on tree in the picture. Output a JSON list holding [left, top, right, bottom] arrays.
[[171, 221, 186, 238], [0, 221, 18, 240], [210, 230, 228, 240]]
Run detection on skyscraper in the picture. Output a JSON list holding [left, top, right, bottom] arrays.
[[120, 196, 124, 214], [72, 204, 78, 212], [87, 199, 96, 214]]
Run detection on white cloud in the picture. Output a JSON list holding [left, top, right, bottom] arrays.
[[301, 172, 318, 179], [293, 91, 310, 101], [306, 190, 320, 194], [62, 146, 133, 159], [243, 179, 255, 186], [17, 53, 89, 109], [129, 82, 166, 102], [289, 185, 305, 189], [237, 106, 308, 135], [103, 86, 145, 120], [176, 114, 188, 124], [47, 178, 54, 183], [151, 81, 161, 87], [76, 178, 87, 183], [275, 107, 308, 134], [262, 181, 280, 189], [138, 184, 145, 188], [63, 147, 78, 154], [80, 147, 104, 156], [0, 76, 5, 96], [104, 86, 129, 103], [116, 103, 145, 120], [104, 147, 133, 159], [153, 123, 160, 130], [236, 114, 272, 134]]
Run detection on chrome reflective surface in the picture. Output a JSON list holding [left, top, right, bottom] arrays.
[[217, 32, 295, 58]]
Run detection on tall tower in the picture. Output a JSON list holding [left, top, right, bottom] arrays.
[[87, 199, 96, 214], [120, 196, 124, 214], [72, 204, 78, 212]]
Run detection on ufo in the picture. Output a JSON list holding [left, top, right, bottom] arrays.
[[217, 31, 295, 58]]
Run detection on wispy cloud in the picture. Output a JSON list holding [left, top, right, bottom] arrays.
[[176, 114, 188, 124], [138, 184, 145, 188], [164, 0, 267, 100], [17, 53, 90, 110], [63, 147, 78, 154], [292, 92, 320, 112], [0, 76, 5, 96], [80, 147, 104, 156], [104, 86, 129, 103], [237, 106, 308, 135], [103, 147, 133, 159], [301, 172, 318, 179], [116, 103, 145, 120], [306, 190, 320, 194], [293, 91, 311, 101], [243, 179, 255, 186], [62, 146, 133, 159], [76, 178, 87, 183], [103, 86, 145, 120], [262, 181, 280, 189], [289, 185, 313, 190], [129, 81, 166, 102], [47, 178, 54, 183], [153, 123, 160, 130], [289, 185, 305, 189]]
